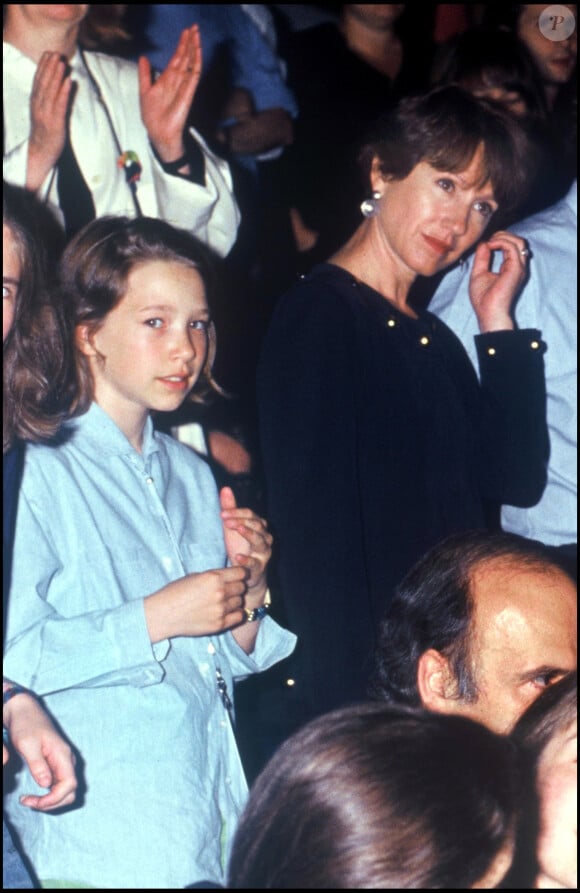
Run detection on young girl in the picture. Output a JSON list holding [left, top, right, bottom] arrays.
[[3, 182, 78, 888], [3, 215, 296, 889]]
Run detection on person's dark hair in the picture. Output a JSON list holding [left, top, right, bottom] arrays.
[[59, 215, 225, 412], [482, 5, 530, 32], [368, 530, 568, 707], [431, 27, 548, 122], [502, 672, 577, 889], [227, 702, 522, 889], [3, 182, 74, 452], [512, 671, 577, 757], [79, 5, 131, 50], [358, 85, 534, 225]]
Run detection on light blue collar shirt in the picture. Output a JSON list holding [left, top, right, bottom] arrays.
[[4, 402, 296, 889], [429, 182, 577, 545]]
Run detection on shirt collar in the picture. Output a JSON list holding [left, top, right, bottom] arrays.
[[3, 40, 87, 80], [67, 402, 161, 460], [3, 39, 36, 76]]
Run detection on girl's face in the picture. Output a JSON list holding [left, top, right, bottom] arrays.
[[3, 223, 20, 344], [370, 143, 498, 279], [536, 719, 577, 888], [77, 259, 210, 443]]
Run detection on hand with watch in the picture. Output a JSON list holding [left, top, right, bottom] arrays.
[[3, 680, 77, 811], [219, 485, 273, 643]]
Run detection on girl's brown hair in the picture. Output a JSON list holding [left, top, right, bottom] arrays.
[[3, 182, 75, 452]]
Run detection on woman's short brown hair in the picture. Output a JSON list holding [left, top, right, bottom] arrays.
[[359, 85, 535, 224]]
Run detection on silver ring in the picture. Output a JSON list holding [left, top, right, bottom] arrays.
[[520, 247, 529, 258]]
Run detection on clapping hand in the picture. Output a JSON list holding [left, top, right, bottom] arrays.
[[138, 24, 202, 164], [220, 486, 273, 603], [27, 51, 72, 190]]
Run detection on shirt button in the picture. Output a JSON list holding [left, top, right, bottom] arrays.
[[386, 318, 396, 328], [419, 336, 430, 346], [146, 477, 153, 484], [487, 347, 496, 356], [530, 340, 540, 350]]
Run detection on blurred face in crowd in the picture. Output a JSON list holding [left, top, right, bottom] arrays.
[[517, 4, 577, 86], [6, 4, 89, 27], [468, 83, 529, 117], [370, 143, 498, 279], [535, 718, 577, 888], [344, 5, 405, 29], [459, 560, 577, 734]]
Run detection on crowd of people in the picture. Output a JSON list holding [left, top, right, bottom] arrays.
[[3, 4, 577, 889]]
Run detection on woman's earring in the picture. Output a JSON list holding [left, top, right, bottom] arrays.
[[360, 191, 382, 218]]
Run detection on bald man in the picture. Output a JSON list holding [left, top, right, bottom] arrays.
[[369, 530, 576, 733]]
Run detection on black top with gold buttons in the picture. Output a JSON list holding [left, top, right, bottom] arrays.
[[257, 263, 548, 722]]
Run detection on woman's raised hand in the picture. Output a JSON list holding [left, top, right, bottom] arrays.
[[138, 24, 202, 164], [27, 51, 72, 190], [468, 230, 529, 333]]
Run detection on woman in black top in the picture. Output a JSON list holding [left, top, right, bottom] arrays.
[[257, 87, 549, 729]]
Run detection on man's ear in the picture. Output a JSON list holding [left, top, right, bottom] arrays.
[[75, 324, 97, 357], [417, 648, 460, 714]]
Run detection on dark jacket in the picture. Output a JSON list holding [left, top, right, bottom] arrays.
[[257, 264, 548, 721]]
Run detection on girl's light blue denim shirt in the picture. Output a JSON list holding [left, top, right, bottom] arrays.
[[4, 402, 296, 888]]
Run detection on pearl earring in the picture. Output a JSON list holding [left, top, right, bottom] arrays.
[[360, 191, 382, 218]]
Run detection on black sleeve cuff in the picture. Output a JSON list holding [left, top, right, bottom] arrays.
[[151, 131, 205, 186], [475, 328, 546, 370]]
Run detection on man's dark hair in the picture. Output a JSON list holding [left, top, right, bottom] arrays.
[[368, 530, 566, 706]]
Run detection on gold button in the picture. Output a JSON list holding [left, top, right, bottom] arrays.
[[386, 318, 396, 328], [530, 340, 540, 350], [487, 347, 496, 356], [419, 336, 430, 346], [286, 678, 296, 687]]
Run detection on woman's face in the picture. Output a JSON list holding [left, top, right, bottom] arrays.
[[3, 223, 20, 344], [370, 143, 498, 278], [517, 5, 577, 86], [7, 5, 89, 29], [536, 719, 577, 888]]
